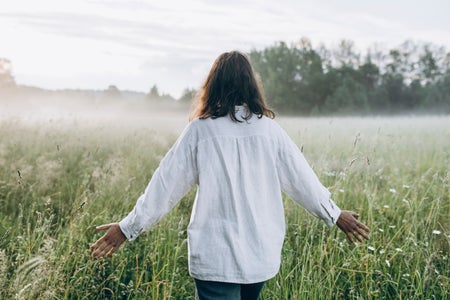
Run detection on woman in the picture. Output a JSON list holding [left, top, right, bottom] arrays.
[[90, 51, 370, 299]]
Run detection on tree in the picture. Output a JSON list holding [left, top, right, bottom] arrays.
[[147, 84, 160, 100], [323, 76, 369, 114], [0, 58, 16, 89], [333, 39, 360, 68], [104, 85, 121, 99], [179, 88, 197, 103], [418, 44, 442, 85]]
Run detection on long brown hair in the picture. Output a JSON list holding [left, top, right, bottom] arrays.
[[190, 51, 275, 122]]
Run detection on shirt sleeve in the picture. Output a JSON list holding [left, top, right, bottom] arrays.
[[119, 123, 198, 241], [276, 127, 341, 227]]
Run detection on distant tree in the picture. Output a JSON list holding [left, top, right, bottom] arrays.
[[323, 76, 369, 114], [250, 41, 297, 111], [104, 85, 121, 99], [179, 88, 197, 103], [418, 44, 442, 85], [147, 84, 160, 100], [159, 93, 175, 102], [333, 39, 360, 68], [0, 58, 16, 89], [358, 56, 383, 110]]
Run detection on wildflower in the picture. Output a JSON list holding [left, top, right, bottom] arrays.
[[385, 260, 391, 267], [389, 225, 396, 229], [368, 246, 375, 251], [379, 249, 385, 254], [395, 248, 403, 252], [432, 230, 441, 235], [389, 188, 396, 194], [378, 228, 384, 232], [338, 189, 345, 193], [402, 184, 410, 189], [383, 205, 389, 209]]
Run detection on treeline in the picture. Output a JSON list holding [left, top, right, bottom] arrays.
[[0, 58, 191, 106], [249, 38, 450, 115], [2, 38, 450, 115]]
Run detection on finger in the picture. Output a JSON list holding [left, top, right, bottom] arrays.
[[354, 226, 370, 241], [357, 222, 371, 233], [92, 238, 112, 256], [349, 211, 359, 218], [353, 231, 363, 243], [357, 229, 370, 241], [345, 232, 355, 244], [93, 243, 114, 258], [90, 236, 106, 251], [106, 245, 120, 257], [96, 224, 114, 231], [101, 244, 115, 257]]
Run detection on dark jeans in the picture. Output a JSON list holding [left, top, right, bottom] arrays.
[[194, 278, 265, 300]]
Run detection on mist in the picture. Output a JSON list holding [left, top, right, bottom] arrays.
[[0, 88, 191, 134]]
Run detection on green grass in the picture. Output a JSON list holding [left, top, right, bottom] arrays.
[[0, 115, 448, 299]]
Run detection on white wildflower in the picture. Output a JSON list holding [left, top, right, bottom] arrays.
[[389, 225, 396, 229], [338, 189, 345, 193], [368, 246, 375, 251], [389, 188, 397, 194], [379, 249, 385, 254], [395, 248, 403, 252], [383, 205, 389, 209], [378, 228, 384, 232], [432, 230, 441, 235], [402, 184, 410, 189], [385, 260, 391, 267]]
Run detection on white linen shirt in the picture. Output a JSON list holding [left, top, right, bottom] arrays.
[[119, 106, 341, 284]]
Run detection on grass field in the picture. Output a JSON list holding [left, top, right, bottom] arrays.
[[0, 112, 449, 299]]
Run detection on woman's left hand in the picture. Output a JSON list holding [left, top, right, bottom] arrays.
[[90, 223, 127, 258], [336, 211, 370, 243]]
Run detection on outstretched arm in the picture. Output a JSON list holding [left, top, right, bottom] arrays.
[[89, 122, 198, 258], [336, 210, 370, 243]]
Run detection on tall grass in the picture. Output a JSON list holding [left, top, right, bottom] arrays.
[[0, 115, 448, 299]]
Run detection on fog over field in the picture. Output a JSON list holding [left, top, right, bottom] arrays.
[[0, 94, 190, 131]]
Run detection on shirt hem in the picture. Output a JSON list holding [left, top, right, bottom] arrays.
[[189, 268, 279, 284]]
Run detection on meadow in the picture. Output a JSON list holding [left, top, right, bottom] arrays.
[[0, 111, 448, 299]]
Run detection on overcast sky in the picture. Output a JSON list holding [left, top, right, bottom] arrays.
[[1, 0, 450, 98]]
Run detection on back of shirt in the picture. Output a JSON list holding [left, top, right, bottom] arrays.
[[188, 107, 286, 283]]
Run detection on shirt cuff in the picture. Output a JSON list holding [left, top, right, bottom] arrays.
[[119, 214, 140, 241], [321, 198, 341, 227]]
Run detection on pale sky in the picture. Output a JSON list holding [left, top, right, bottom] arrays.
[[1, 0, 450, 98]]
